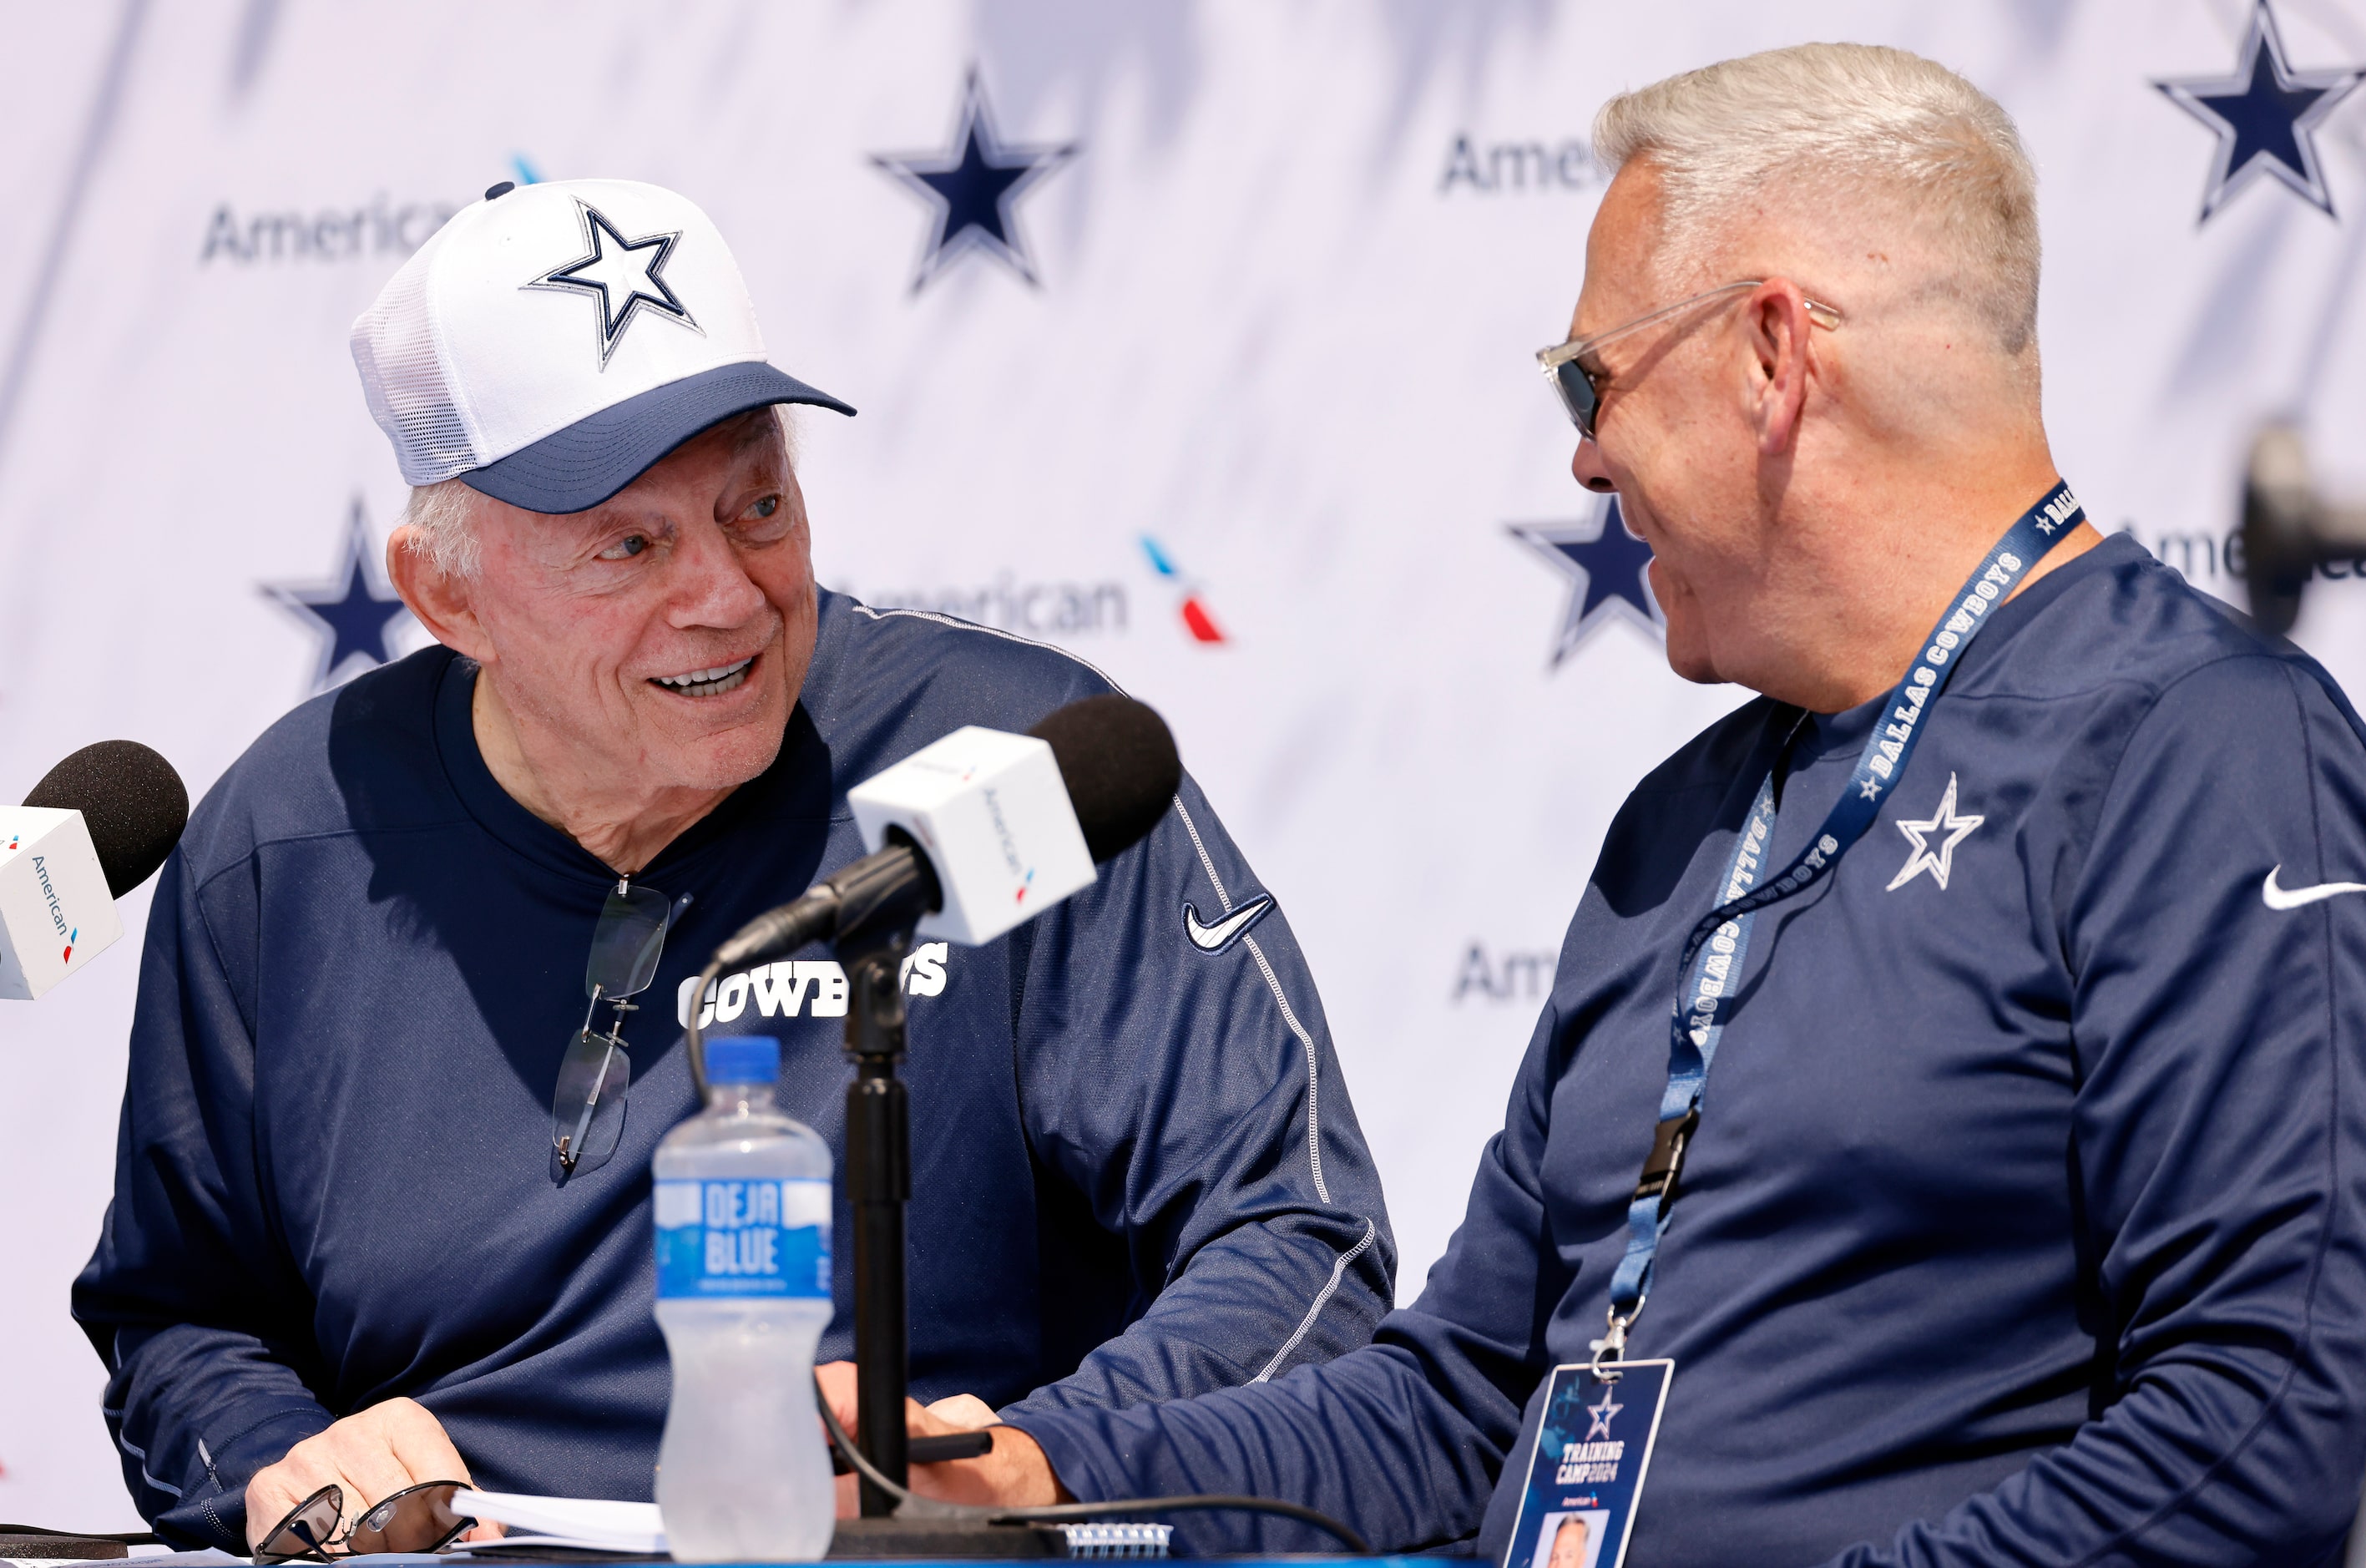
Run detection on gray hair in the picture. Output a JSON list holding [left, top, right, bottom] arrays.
[[1595, 43, 2040, 352], [397, 402, 802, 579], [400, 473, 484, 579]]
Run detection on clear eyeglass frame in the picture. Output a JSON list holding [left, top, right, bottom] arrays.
[[1535, 279, 1843, 438]]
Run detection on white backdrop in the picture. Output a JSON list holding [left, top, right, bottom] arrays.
[[4, 0, 2365, 1529]]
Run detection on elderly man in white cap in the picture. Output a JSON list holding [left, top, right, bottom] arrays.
[[73, 177, 1393, 1553]]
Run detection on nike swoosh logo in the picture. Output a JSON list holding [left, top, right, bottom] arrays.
[[1183, 895, 1275, 954], [2262, 865, 2366, 911]]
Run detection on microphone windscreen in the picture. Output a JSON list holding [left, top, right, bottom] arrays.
[[23, 741, 190, 898], [1029, 695, 1182, 863]]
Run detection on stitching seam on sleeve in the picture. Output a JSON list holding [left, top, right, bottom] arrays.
[[114, 1429, 184, 1499], [1171, 797, 1331, 1201], [1242, 931, 1328, 1203], [1251, 1217, 1379, 1383], [1171, 795, 1231, 912]]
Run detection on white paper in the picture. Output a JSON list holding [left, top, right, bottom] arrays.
[[449, 1490, 665, 1554]]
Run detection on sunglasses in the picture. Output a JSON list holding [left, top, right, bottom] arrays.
[[553, 878, 690, 1176], [252, 1479, 474, 1563], [1536, 279, 1842, 438]]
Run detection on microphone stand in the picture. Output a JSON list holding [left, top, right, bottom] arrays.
[[829, 923, 1066, 1558], [839, 931, 913, 1519]]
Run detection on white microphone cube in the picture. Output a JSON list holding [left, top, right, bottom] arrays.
[[0, 807, 124, 1000], [847, 726, 1095, 947]]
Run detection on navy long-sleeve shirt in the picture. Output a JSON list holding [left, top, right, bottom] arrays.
[[1009, 534, 2366, 1565], [72, 590, 1393, 1550]]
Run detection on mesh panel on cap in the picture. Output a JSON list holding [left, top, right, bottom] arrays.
[[351, 247, 478, 485]]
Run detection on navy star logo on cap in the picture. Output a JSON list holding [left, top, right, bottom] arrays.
[[528, 200, 702, 365], [1507, 498, 1663, 668], [872, 70, 1078, 293], [2156, 2, 2363, 222], [263, 499, 415, 692]]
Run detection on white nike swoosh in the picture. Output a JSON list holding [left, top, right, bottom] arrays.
[[2262, 865, 2366, 911], [1184, 895, 1275, 953]]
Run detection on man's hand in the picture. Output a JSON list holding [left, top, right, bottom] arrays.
[[244, 1398, 500, 1551], [816, 1360, 1065, 1519], [901, 1396, 1065, 1510]]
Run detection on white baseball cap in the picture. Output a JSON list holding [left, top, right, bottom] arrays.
[[351, 177, 852, 514]]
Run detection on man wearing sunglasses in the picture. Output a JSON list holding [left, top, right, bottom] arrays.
[[923, 43, 2366, 1567], [73, 178, 1393, 1553]]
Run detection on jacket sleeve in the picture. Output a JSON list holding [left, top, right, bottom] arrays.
[[997, 774, 1397, 1425], [71, 850, 334, 1550], [1003, 964, 1574, 1555], [1827, 655, 2366, 1567]]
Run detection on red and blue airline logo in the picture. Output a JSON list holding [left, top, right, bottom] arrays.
[[1140, 537, 1227, 645], [62, 926, 78, 964], [2, 834, 18, 852]]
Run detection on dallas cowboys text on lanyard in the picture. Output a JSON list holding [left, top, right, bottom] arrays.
[[1592, 482, 2085, 1374]]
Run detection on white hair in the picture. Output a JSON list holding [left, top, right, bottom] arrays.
[[397, 403, 802, 579], [400, 472, 484, 579], [1595, 43, 2040, 352]]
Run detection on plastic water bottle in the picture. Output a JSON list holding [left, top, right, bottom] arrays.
[[653, 1034, 837, 1560]]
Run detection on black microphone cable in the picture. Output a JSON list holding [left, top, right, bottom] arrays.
[[685, 953, 727, 1101], [810, 1375, 1373, 1555]]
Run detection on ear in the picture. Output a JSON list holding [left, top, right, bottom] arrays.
[[387, 528, 494, 664], [1742, 281, 1815, 457]]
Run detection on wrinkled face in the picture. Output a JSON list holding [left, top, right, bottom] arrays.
[[1567, 164, 1768, 685], [1548, 1518, 1590, 1568], [463, 411, 816, 795]]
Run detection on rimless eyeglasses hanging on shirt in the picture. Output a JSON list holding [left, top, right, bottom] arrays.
[[554, 878, 692, 1176]]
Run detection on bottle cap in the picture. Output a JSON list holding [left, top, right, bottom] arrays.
[[705, 1035, 780, 1085]]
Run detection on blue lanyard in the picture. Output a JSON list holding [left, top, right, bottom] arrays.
[[1595, 482, 2086, 1365]]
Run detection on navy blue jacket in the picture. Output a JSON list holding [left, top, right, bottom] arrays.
[[73, 591, 1393, 1550], [1010, 535, 2366, 1565]]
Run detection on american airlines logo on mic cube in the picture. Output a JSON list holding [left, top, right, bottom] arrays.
[[848, 726, 1095, 947], [0, 807, 124, 999]]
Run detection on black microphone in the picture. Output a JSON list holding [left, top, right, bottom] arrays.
[[24, 741, 190, 898], [711, 695, 1182, 972], [2, 741, 189, 999]]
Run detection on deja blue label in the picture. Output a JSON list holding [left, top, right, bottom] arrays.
[[654, 1177, 832, 1299], [1501, 1360, 1674, 1568]]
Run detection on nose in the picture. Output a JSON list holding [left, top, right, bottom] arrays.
[[1570, 435, 1617, 493], [668, 518, 768, 630]]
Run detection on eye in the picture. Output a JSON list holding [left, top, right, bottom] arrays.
[[751, 496, 780, 519], [598, 534, 649, 561]]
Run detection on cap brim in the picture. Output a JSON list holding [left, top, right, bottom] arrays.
[[460, 362, 855, 514]]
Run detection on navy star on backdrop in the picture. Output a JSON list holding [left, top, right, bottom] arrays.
[[872, 71, 1078, 293], [264, 500, 414, 693], [1508, 498, 1662, 668], [2157, 2, 2363, 222], [528, 200, 699, 365]]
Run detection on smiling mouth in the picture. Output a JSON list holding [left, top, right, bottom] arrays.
[[650, 655, 756, 698]]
